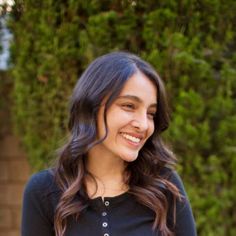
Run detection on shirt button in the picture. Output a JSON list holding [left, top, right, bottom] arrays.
[[102, 222, 108, 227], [104, 234, 109, 236], [102, 212, 107, 216], [104, 201, 109, 206]]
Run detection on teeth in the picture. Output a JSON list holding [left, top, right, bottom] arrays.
[[121, 133, 141, 143]]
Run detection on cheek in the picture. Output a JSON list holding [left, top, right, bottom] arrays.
[[106, 108, 132, 129], [106, 117, 124, 133], [148, 121, 155, 137]]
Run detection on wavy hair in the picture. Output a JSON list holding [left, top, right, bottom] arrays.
[[53, 52, 181, 236]]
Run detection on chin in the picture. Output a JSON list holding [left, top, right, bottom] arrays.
[[120, 152, 139, 162]]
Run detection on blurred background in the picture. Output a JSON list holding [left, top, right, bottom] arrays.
[[0, 0, 235, 235]]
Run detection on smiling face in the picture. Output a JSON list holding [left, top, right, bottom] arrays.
[[89, 71, 157, 163]]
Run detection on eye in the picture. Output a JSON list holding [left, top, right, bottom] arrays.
[[121, 103, 135, 110], [147, 111, 156, 119]]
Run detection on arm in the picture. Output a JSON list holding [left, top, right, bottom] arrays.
[[170, 171, 197, 236], [21, 170, 55, 236]]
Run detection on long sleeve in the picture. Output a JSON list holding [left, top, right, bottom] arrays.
[[21, 170, 55, 236], [170, 171, 197, 236]]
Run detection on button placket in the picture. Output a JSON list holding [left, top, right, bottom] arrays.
[[101, 200, 110, 236]]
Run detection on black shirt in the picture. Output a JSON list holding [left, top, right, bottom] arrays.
[[21, 169, 197, 236]]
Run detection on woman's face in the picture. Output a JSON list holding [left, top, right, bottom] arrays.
[[93, 71, 157, 163]]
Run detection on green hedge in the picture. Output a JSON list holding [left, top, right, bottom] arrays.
[[9, 1, 236, 235]]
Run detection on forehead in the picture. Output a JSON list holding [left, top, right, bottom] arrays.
[[118, 71, 157, 104]]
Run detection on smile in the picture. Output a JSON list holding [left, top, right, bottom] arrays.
[[120, 133, 141, 143]]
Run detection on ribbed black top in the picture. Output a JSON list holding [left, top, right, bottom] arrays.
[[21, 168, 197, 236]]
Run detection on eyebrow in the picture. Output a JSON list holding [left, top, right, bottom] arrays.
[[117, 95, 157, 108]]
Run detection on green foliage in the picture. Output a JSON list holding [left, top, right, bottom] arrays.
[[9, 0, 236, 235]]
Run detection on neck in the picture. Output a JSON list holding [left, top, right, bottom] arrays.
[[85, 146, 128, 198]]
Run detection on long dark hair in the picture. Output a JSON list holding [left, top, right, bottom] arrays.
[[54, 52, 180, 236]]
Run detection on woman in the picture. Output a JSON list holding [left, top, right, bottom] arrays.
[[22, 52, 197, 236]]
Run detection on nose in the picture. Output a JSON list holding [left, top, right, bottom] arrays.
[[131, 112, 149, 131]]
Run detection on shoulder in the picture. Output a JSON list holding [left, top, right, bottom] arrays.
[[24, 169, 60, 200], [22, 169, 59, 230], [25, 169, 53, 190], [159, 167, 186, 196], [159, 168, 197, 234], [23, 169, 60, 219]]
